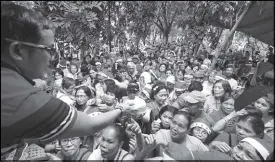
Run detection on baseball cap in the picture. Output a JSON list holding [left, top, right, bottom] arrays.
[[183, 90, 206, 104]]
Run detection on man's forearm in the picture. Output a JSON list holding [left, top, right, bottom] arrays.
[[58, 109, 121, 139]]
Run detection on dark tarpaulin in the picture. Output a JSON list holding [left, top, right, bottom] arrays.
[[211, 1, 274, 46]]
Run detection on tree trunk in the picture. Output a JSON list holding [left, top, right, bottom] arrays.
[[211, 27, 224, 50], [163, 31, 169, 45], [224, 30, 235, 51], [108, 2, 112, 52], [208, 2, 251, 72]]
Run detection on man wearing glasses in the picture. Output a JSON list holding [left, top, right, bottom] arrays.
[[1, 3, 134, 159]]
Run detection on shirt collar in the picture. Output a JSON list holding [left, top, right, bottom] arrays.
[[1, 61, 35, 86]]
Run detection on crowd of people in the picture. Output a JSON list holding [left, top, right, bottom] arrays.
[[1, 3, 274, 161]]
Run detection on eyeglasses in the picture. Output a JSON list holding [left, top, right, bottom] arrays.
[[5, 38, 57, 57], [60, 137, 80, 146]]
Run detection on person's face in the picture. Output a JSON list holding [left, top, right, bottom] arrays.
[[185, 102, 200, 115], [208, 73, 215, 83], [106, 59, 112, 66], [70, 65, 78, 74], [85, 56, 91, 62], [144, 63, 151, 71], [236, 120, 257, 141], [77, 72, 83, 80], [128, 65, 135, 74], [177, 71, 184, 81], [121, 71, 128, 80], [232, 141, 262, 161], [160, 111, 174, 129], [254, 98, 271, 115], [184, 75, 193, 84], [97, 75, 105, 84], [89, 70, 96, 78], [180, 64, 186, 70], [127, 91, 136, 100], [65, 84, 76, 94], [192, 127, 208, 143], [225, 67, 234, 77], [189, 58, 194, 63], [132, 58, 138, 64], [60, 137, 81, 157], [194, 60, 199, 65], [55, 72, 62, 80], [104, 92, 116, 105], [100, 127, 123, 159], [75, 89, 89, 106], [17, 29, 54, 80], [193, 66, 199, 72], [170, 114, 189, 142], [139, 92, 151, 103], [221, 98, 235, 114], [159, 65, 166, 72], [213, 82, 225, 97], [166, 70, 172, 77], [96, 64, 101, 70], [166, 82, 174, 91], [154, 89, 168, 105]]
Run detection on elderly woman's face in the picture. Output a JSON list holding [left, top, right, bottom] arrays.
[[128, 65, 135, 74], [154, 89, 168, 105], [60, 137, 81, 157], [232, 141, 262, 161], [100, 127, 122, 159], [221, 98, 235, 114]]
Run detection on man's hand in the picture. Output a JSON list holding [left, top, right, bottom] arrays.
[[151, 120, 161, 133], [126, 118, 142, 135], [210, 141, 232, 153], [46, 153, 61, 160], [142, 134, 157, 152]]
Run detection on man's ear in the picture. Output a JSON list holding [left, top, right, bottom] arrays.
[[8, 42, 24, 61]]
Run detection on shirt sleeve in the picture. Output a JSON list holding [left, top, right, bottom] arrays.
[[1, 97, 77, 147]]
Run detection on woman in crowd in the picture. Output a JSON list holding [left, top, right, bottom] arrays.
[[151, 105, 178, 133], [87, 124, 135, 160], [209, 97, 236, 133], [254, 94, 274, 140], [65, 63, 78, 79], [209, 112, 267, 155], [73, 86, 94, 112], [46, 137, 92, 161], [138, 111, 209, 159], [202, 71, 216, 97], [165, 69, 173, 78], [147, 82, 169, 121], [204, 80, 232, 114], [175, 69, 185, 82], [156, 63, 167, 81]]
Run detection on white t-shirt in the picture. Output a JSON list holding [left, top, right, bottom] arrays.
[[56, 91, 75, 106], [87, 148, 133, 161], [155, 129, 209, 156], [226, 78, 238, 91]]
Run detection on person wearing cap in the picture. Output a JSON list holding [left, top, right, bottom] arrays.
[[179, 90, 214, 124], [253, 94, 274, 140], [149, 137, 273, 161], [190, 118, 213, 144], [95, 62, 102, 72], [193, 70, 205, 83], [139, 84, 152, 103]]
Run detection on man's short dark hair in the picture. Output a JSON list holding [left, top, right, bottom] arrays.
[[1, 3, 53, 54]]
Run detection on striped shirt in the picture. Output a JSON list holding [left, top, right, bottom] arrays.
[[1, 67, 77, 149]]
